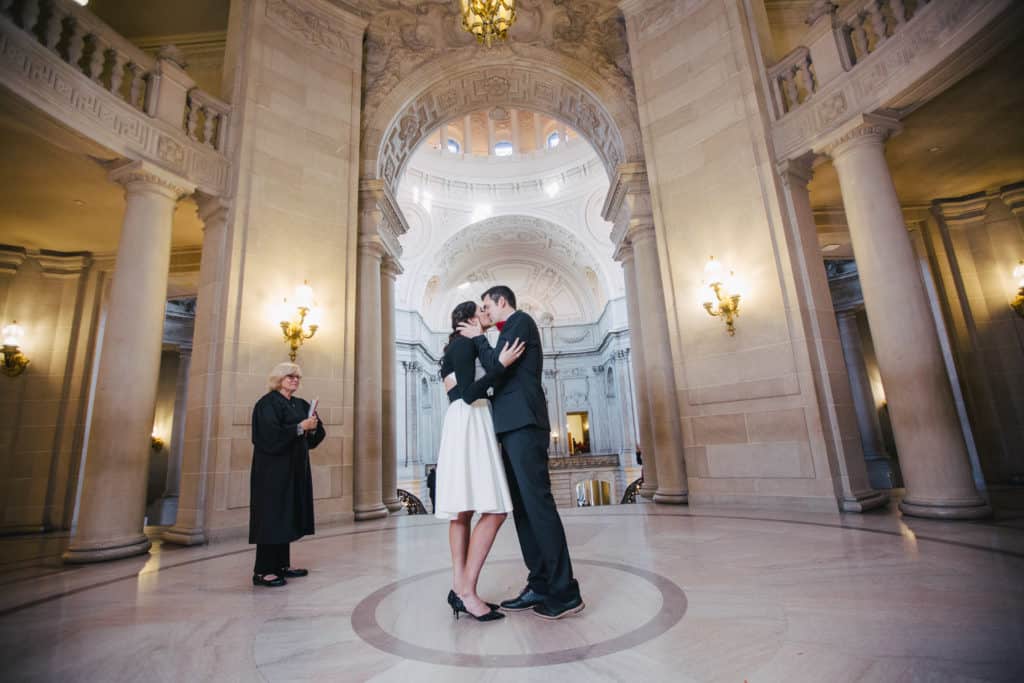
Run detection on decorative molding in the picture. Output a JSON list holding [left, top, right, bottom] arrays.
[[933, 192, 990, 227], [998, 182, 1024, 218], [265, 0, 364, 62], [36, 251, 91, 279], [814, 113, 901, 159], [108, 159, 196, 199], [0, 246, 27, 277], [548, 454, 620, 470], [0, 17, 229, 195]]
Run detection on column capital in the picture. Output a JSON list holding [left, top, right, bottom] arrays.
[[627, 220, 657, 245], [613, 240, 634, 264], [776, 154, 815, 189], [358, 234, 388, 261], [195, 192, 231, 227], [933, 192, 989, 228], [813, 113, 902, 160], [108, 159, 195, 200], [359, 177, 406, 261], [0, 245, 27, 277], [999, 182, 1024, 218], [381, 256, 404, 279], [36, 252, 92, 280]]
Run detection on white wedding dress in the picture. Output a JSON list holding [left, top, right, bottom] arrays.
[[434, 339, 514, 519]]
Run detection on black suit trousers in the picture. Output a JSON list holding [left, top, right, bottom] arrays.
[[500, 426, 579, 603]]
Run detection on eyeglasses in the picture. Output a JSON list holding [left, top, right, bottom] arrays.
[[284, 374, 301, 380]]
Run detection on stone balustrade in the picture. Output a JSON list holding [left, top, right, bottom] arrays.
[[768, 0, 1015, 162], [767, 46, 815, 116], [0, 0, 230, 194]]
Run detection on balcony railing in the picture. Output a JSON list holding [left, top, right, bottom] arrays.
[[0, 0, 230, 193], [835, 0, 931, 70]]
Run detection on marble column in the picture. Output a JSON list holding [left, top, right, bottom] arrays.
[[403, 361, 420, 467], [836, 309, 894, 489], [616, 242, 659, 498], [64, 161, 194, 563], [486, 115, 496, 154], [149, 345, 191, 525], [464, 114, 473, 155], [163, 196, 229, 546], [534, 113, 544, 151], [629, 224, 687, 504], [380, 257, 402, 512], [821, 116, 989, 519], [614, 350, 637, 458], [354, 235, 388, 520], [510, 109, 520, 154]]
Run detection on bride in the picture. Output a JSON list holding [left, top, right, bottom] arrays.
[[435, 300, 525, 622]]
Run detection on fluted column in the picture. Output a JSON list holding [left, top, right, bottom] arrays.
[[820, 116, 989, 519], [64, 161, 194, 562], [629, 224, 688, 504], [380, 257, 402, 512], [836, 310, 894, 489], [403, 361, 420, 467], [614, 350, 637, 458], [163, 195, 229, 546], [616, 244, 658, 497]]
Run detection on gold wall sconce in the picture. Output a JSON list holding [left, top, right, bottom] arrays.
[[280, 281, 320, 362], [1012, 260, 1024, 318], [151, 434, 166, 450], [702, 256, 742, 336], [1, 321, 29, 377]]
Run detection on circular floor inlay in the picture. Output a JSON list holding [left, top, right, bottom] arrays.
[[351, 559, 687, 668]]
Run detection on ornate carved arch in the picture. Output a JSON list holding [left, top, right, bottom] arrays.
[[363, 54, 644, 193]]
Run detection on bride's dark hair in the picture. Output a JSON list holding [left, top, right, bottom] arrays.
[[442, 300, 478, 358]]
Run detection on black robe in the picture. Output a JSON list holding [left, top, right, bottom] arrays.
[[248, 391, 326, 544]]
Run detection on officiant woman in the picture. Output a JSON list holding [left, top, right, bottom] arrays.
[[249, 362, 325, 587]]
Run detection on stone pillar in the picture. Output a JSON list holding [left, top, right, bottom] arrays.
[[511, 109, 520, 154], [534, 113, 544, 151], [163, 196, 229, 546], [629, 223, 688, 504], [354, 180, 407, 521], [403, 361, 420, 467], [64, 161, 194, 563], [486, 114, 496, 155], [836, 310, 894, 489], [149, 345, 191, 525], [616, 245, 657, 496], [464, 114, 473, 155], [380, 257, 402, 512], [614, 350, 637, 457], [820, 116, 989, 519], [439, 123, 448, 152]]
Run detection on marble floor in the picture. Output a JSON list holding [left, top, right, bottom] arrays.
[[1, 502, 1023, 682]]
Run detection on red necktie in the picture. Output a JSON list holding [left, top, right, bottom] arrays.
[[496, 321, 505, 332]]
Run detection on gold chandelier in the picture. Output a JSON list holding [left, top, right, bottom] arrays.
[[460, 0, 517, 47]]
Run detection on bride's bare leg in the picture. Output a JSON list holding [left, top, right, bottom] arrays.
[[457, 512, 507, 616], [449, 512, 472, 594]]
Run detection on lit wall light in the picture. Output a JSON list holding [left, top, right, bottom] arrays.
[[701, 256, 742, 336], [279, 281, 320, 361], [1, 320, 29, 377], [1012, 259, 1024, 318], [151, 433, 167, 450]]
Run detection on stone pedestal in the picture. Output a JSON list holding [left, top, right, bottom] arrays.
[[381, 257, 402, 513], [64, 161, 193, 563], [821, 116, 989, 519]]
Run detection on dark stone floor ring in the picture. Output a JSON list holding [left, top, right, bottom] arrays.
[[350, 558, 687, 668]]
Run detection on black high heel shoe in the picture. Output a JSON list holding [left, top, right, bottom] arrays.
[[447, 590, 499, 612], [447, 591, 505, 622]]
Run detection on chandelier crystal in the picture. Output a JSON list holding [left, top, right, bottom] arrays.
[[460, 0, 517, 48]]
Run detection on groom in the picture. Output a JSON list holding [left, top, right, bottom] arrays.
[[459, 285, 584, 619]]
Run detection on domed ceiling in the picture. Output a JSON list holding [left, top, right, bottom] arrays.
[[396, 108, 623, 330]]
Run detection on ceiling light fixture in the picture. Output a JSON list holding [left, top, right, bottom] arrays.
[[822, 243, 841, 252], [460, 0, 517, 48]]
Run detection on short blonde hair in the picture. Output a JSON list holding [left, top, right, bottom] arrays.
[[267, 362, 302, 391]]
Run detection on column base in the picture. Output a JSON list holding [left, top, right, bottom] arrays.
[[639, 480, 657, 499], [839, 489, 890, 513], [162, 525, 207, 546], [383, 499, 403, 513], [354, 504, 389, 521], [146, 496, 179, 527], [900, 497, 992, 520], [63, 535, 152, 564], [653, 490, 688, 505]]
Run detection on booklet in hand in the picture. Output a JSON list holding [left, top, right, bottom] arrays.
[[308, 398, 319, 419]]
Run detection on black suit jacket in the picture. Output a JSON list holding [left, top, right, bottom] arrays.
[[474, 310, 550, 435]]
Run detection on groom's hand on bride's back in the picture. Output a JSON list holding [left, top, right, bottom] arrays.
[[457, 321, 484, 338]]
